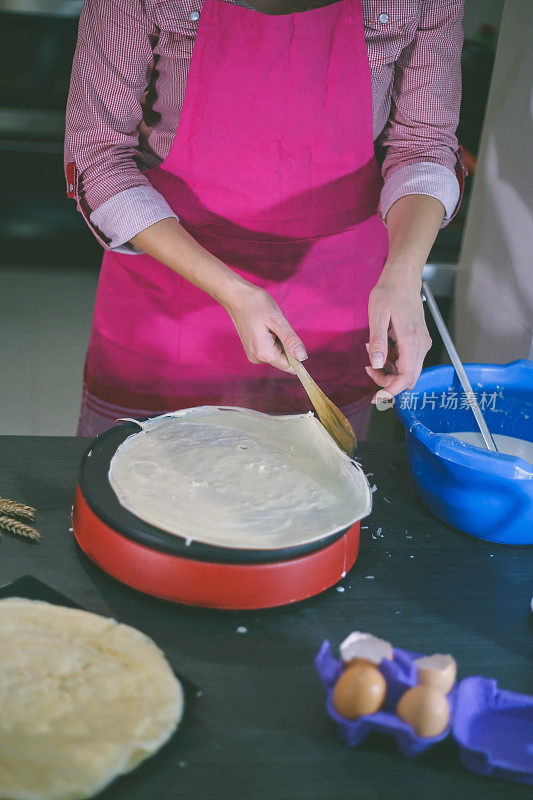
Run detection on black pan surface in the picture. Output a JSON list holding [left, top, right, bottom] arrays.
[[78, 421, 351, 565]]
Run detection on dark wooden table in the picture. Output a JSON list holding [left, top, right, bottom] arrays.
[[1, 436, 532, 800]]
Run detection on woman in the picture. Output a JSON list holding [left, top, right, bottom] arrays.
[[65, 0, 465, 437]]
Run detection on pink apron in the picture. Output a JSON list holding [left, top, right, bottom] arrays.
[[78, 0, 388, 437]]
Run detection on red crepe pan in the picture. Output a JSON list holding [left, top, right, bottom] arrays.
[[72, 421, 363, 609]]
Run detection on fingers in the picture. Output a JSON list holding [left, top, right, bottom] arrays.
[[375, 372, 416, 399], [248, 330, 294, 373], [365, 364, 397, 387], [231, 286, 306, 373], [366, 328, 431, 402], [269, 315, 308, 362], [365, 344, 397, 381], [366, 281, 432, 403], [367, 291, 391, 370], [389, 326, 431, 395]]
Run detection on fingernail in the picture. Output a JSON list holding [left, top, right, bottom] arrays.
[[371, 351, 385, 369], [365, 342, 369, 352], [293, 345, 308, 361]]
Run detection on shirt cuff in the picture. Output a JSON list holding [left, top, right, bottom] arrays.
[[379, 162, 461, 228], [90, 185, 179, 254]]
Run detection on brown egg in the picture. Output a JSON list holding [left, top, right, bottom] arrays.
[[332, 662, 387, 720], [414, 654, 457, 694], [396, 685, 450, 737]]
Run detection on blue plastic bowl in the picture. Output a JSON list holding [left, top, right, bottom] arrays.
[[394, 360, 533, 544]]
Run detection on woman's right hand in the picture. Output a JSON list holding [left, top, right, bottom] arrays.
[[222, 281, 308, 373], [130, 219, 307, 371]]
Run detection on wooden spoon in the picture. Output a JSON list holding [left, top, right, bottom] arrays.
[[284, 349, 357, 457]]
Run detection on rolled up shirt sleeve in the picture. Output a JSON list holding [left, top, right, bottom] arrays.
[[378, 0, 465, 226], [64, 0, 178, 253]]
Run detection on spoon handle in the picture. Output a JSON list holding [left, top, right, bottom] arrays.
[[284, 350, 356, 457], [422, 280, 498, 453]]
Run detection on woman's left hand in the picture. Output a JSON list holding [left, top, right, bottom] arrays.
[[365, 272, 432, 404]]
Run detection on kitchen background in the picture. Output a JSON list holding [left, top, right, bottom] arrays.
[[0, 0, 508, 435]]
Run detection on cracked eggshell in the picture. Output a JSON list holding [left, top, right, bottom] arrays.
[[414, 653, 457, 694], [339, 631, 393, 668]]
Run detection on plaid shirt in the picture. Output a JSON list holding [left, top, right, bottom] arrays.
[[65, 0, 465, 252]]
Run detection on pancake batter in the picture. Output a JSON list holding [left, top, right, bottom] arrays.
[[108, 407, 371, 550], [450, 432, 533, 464]]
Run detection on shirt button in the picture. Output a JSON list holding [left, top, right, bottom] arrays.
[[378, 12, 389, 23], [189, 10, 200, 21]]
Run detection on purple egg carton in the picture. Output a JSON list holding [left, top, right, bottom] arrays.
[[315, 641, 533, 785]]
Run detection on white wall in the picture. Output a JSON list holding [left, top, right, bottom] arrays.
[[454, 0, 533, 362], [0, 265, 98, 435]]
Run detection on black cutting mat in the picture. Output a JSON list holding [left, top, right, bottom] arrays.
[[78, 420, 349, 564]]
